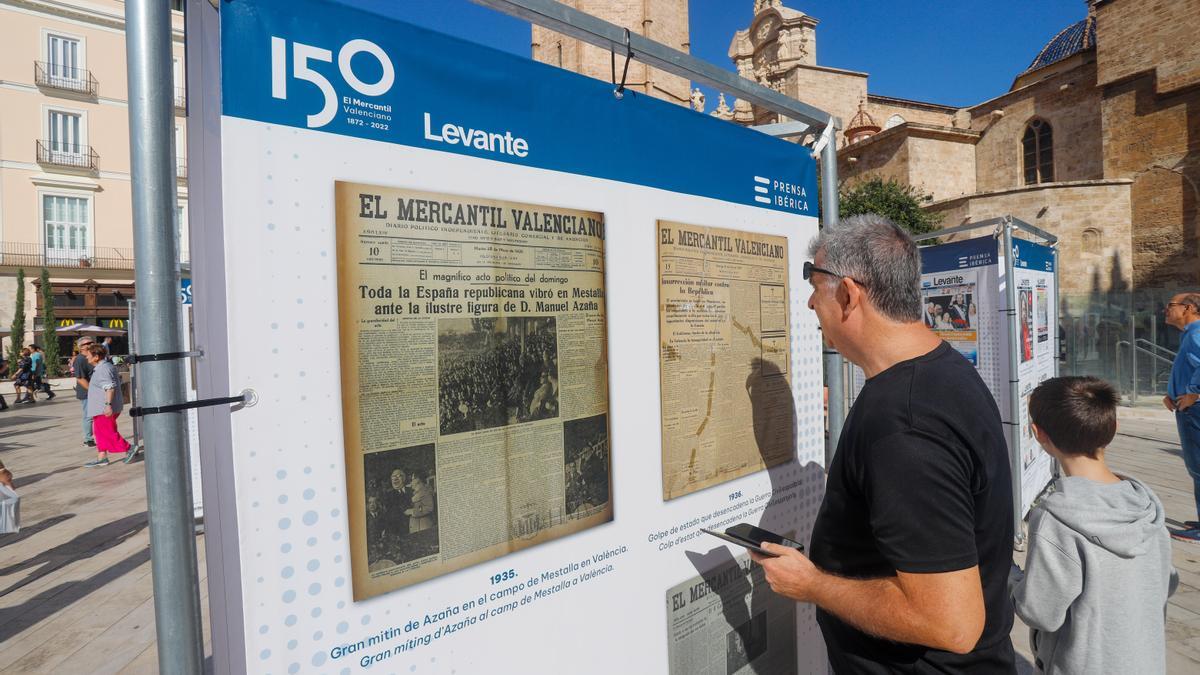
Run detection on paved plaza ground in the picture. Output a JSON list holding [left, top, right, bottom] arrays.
[[0, 382, 1198, 672]]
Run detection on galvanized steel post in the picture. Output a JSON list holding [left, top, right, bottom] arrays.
[[124, 0, 204, 671]]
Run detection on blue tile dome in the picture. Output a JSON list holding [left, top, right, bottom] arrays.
[[1025, 16, 1096, 73]]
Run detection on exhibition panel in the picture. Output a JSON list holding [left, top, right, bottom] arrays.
[[195, 0, 827, 671]]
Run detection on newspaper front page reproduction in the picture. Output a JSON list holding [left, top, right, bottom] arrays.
[[657, 221, 793, 500], [337, 182, 612, 600], [666, 555, 798, 675]]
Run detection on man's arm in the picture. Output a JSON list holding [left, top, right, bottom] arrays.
[[753, 544, 985, 654]]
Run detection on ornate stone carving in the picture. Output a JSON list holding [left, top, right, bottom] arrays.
[[690, 88, 706, 112]]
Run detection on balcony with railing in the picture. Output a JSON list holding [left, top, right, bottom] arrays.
[[34, 61, 98, 97], [0, 241, 133, 271], [175, 87, 187, 112], [36, 140, 99, 172], [177, 156, 187, 181]]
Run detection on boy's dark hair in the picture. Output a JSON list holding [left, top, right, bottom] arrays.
[[1028, 376, 1119, 458]]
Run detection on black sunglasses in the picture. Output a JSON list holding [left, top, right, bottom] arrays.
[[803, 261, 869, 289]]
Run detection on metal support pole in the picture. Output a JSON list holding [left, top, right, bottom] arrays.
[[124, 1, 204, 672], [820, 136, 845, 465], [1002, 221, 1025, 550]]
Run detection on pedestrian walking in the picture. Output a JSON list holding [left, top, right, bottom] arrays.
[[82, 343, 133, 467], [30, 344, 54, 400], [12, 348, 36, 404], [1163, 292, 1200, 543], [72, 337, 97, 447]]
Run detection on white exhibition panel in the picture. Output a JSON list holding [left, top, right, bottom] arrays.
[[208, 0, 825, 667], [219, 119, 825, 673]]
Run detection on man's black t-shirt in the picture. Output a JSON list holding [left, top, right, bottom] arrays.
[[72, 353, 93, 400], [809, 341, 1015, 673]]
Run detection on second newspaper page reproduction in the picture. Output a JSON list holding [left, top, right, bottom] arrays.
[[337, 182, 612, 600], [657, 221, 793, 500]]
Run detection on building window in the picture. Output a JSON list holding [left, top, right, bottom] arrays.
[[47, 109, 83, 155], [46, 33, 81, 82], [43, 194, 91, 264], [885, 114, 905, 129], [1022, 118, 1054, 184]]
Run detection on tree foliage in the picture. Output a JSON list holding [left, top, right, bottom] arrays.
[[8, 268, 25, 364], [40, 268, 59, 376], [839, 177, 943, 237]]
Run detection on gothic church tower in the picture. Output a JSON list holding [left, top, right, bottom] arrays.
[[531, 0, 692, 106]]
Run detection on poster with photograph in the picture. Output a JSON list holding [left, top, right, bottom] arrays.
[[921, 283, 979, 366], [1036, 283, 1049, 344], [1018, 283, 1034, 364], [657, 222, 793, 500], [337, 182, 613, 599]]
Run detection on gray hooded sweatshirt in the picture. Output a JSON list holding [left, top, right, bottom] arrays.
[[1010, 475, 1177, 674]]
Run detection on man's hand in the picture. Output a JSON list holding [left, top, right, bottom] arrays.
[[1164, 395, 1177, 411], [1178, 393, 1199, 411], [749, 542, 820, 602]]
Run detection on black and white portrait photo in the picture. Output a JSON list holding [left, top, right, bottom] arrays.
[[563, 413, 610, 517], [363, 444, 439, 571]]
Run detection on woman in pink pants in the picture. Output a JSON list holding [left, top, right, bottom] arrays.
[[82, 343, 134, 467]]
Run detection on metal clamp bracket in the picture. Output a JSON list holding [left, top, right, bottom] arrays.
[[611, 27, 633, 98], [125, 349, 203, 364], [129, 388, 257, 418]]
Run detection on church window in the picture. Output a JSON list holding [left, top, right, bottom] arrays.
[[1022, 119, 1054, 184], [885, 114, 905, 129]]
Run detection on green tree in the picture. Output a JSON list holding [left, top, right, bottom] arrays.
[[839, 177, 943, 238], [8, 268, 25, 365], [40, 268, 59, 376]]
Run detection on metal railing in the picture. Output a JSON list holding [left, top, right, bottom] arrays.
[[174, 86, 186, 111], [177, 156, 187, 180], [34, 61, 98, 96], [1116, 340, 1177, 404], [0, 241, 134, 270], [35, 140, 99, 171]]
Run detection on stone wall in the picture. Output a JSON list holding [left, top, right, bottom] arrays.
[[1095, 0, 1200, 94], [783, 64, 866, 144], [1100, 76, 1200, 289], [967, 60, 1104, 193], [866, 96, 957, 130], [926, 180, 1134, 296], [838, 125, 978, 202], [531, 0, 691, 105]]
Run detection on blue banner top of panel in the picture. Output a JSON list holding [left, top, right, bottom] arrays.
[[920, 236, 997, 274], [1012, 239, 1055, 272], [219, 0, 818, 217]]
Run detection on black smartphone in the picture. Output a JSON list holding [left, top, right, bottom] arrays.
[[702, 523, 805, 557]]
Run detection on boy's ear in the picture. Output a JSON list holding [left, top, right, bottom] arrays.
[[1030, 423, 1052, 448]]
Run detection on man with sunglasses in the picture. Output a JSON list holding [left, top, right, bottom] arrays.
[[1164, 293, 1200, 543], [751, 214, 1015, 673]]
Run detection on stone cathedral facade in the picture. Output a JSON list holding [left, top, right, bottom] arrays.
[[534, 0, 1200, 306]]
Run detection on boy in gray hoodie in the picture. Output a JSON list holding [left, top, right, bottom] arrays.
[[1011, 376, 1177, 674]]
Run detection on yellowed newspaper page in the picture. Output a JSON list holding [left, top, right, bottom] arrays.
[[337, 182, 612, 600], [658, 221, 792, 500]]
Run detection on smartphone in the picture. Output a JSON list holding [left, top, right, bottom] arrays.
[[702, 523, 805, 557]]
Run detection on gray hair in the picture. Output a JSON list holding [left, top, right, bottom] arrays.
[[807, 213, 923, 322], [1177, 292, 1200, 313]]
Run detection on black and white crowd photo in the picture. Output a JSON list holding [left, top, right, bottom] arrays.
[[563, 413, 610, 517], [438, 317, 560, 435]]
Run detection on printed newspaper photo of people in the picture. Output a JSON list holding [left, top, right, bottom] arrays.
[[1019, 287, 1035, 363], [437, 317, 559, 435], [920, 284, 979, 365], [563, 413, 610, 517], [363, 444, 439, 571]]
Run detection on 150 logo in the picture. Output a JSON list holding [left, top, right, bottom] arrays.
[[270, 36, 394, 128]]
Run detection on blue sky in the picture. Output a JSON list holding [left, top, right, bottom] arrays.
[[351, 1, 1086, 108]]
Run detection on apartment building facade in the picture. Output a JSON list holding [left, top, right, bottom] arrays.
[[0, 0, 187, 360]]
